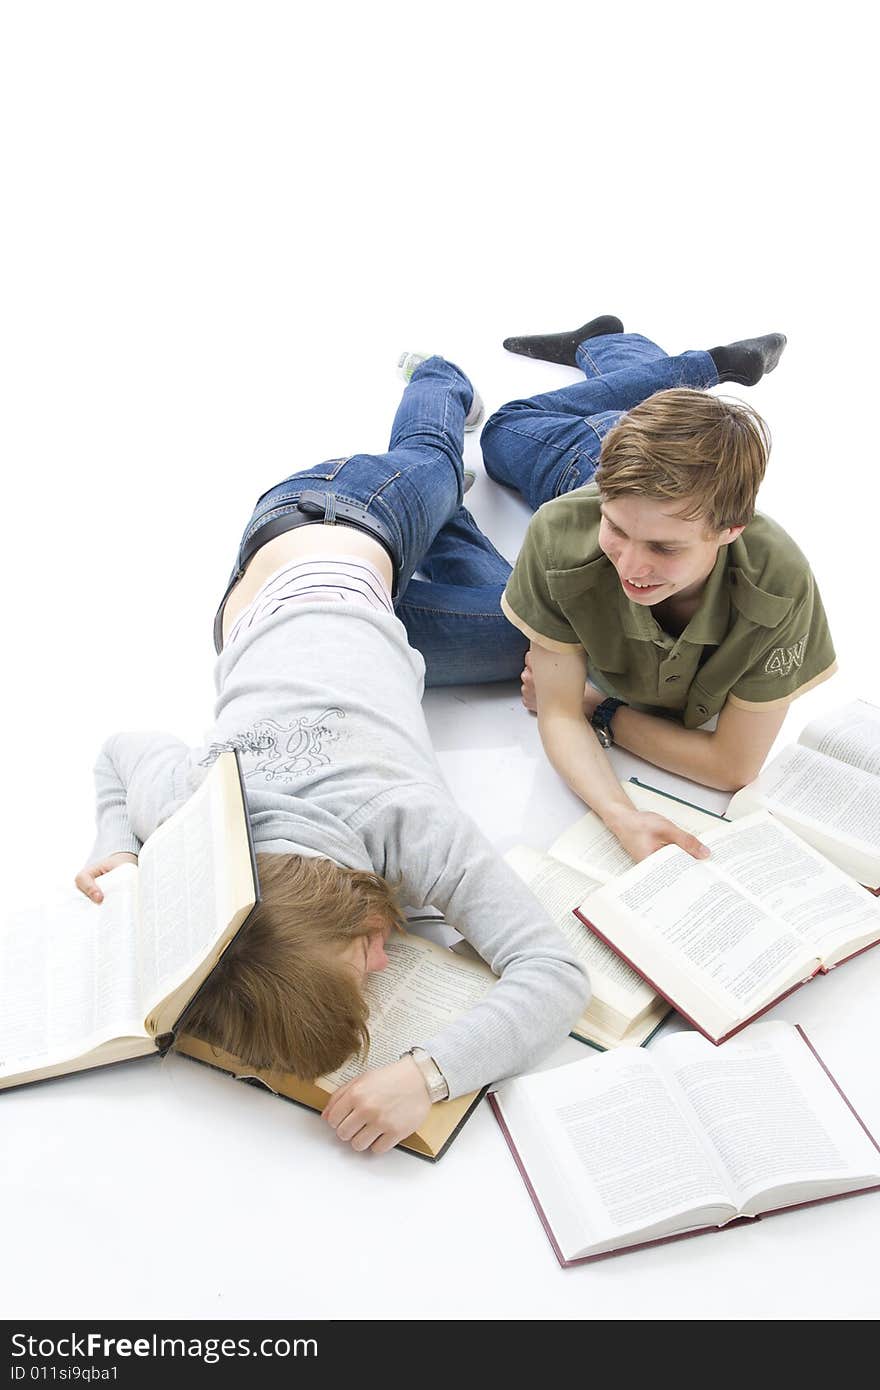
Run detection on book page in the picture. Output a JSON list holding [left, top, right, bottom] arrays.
[[320, 936, 495, 1088], [505, 846, 656, 1017], [580, 842, 808, 1036], [625, 782, 726, 834], [799, 700, 880, 776], [657, 1023, 880, 1213], [732, 744, 880, 855], [548, 813, 635, 883], [146, 754, 257, 1035], [548, 783, 720, 883], [137, 779, 223, 1014], [0, 865, 146, 1081], [496, 1049, 734, 1260], [701, 814, 880, 963]]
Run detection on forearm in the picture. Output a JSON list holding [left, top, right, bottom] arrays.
[[364, 791, 590, 1097], [611, 706, 746, 790], [423, 908, 590, 1098], [538, 708, 634, 823], [91, 741, 143, 860], [423, 957, 588, 1100], [395, 813, 590, 1098], [89, 732, 193, 861]]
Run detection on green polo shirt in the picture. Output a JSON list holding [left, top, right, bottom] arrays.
[[501, 486, 836, 730]]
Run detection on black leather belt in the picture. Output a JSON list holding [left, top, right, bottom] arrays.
[[238, 491, 398, 572], [214, 491, 400, 653]]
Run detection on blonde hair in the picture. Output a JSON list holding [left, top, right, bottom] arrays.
[[181, 853, 405, 1080], [596, 389, 770, 531]]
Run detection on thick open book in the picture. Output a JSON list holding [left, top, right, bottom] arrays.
[[505, 783, 723, 1049], [176, 930, 496, 1161], [0, 752, 258, 1091], [728, 699, 880, 891], [490, 1021, 880, 1266], [575, 810, 880, 1044]]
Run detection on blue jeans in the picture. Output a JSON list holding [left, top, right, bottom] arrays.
[[216, 356, 525, 685], [217, 337, 719, 685], [481, 333, 718, 508]]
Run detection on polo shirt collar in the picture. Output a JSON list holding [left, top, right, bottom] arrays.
[[682, 549, 731, 644]]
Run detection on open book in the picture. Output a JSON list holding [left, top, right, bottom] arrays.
[[490, 1021, 880, 1266], [505, 783, 723, 1049], [176, 930, 496, 1161], [0, 752, 258, 1091], [575, 810, 880, 1044], [728, 700, 880, 891]]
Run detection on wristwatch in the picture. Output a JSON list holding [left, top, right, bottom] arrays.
[[590, 697, 627, 749], [400, 1047, 450, 1103]]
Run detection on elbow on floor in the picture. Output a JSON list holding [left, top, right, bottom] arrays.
[[706, 761, 760, 795]]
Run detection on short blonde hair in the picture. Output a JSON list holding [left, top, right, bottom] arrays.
[[596, 389, 770, 531], [181, 853, 405, 1080]]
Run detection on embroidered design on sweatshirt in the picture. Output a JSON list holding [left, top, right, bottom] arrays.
[[199, 711, 345, 781]]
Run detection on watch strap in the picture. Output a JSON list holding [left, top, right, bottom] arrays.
[[401, 1047, 450, 1103], [590, 696, 627, 747]]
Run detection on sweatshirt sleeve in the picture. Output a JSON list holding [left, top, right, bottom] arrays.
[[89, 732, 195, 862], [356, 790, 591, 1099]]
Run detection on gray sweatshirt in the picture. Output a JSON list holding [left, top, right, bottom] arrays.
[[89, 600, 590, 1097]]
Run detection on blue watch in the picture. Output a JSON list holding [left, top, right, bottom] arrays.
[[590, 697, 626, 748]]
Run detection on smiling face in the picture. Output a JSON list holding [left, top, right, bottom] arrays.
[[598, 494, 744, 607]]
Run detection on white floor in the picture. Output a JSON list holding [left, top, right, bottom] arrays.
[[2, 5, 878, 1321], [3, 462, 879, 1321]]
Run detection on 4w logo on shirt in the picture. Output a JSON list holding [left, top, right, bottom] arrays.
[[764, 635, 808, 678]]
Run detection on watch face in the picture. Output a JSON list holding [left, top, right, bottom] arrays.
[[594, 725, 611, 749]]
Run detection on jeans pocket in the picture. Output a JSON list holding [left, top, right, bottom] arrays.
[[366, 471, 403, 505], [555, 454, 582, 496], [309, 456, 351, 481], [251, 457, 352, 509], [583, 410, 623, 445]]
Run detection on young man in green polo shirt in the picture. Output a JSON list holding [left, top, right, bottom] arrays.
[[482, 319, 836, 864]]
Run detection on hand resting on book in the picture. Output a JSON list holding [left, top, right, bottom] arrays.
[[602, 806, 711, 866], [322, 1056, 432, 1154], [74, 852, 139, 905]]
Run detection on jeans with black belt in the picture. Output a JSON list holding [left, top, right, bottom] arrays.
[[213, 355, 528, 686]]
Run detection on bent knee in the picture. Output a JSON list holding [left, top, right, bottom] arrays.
[[481, 406, 526, 479]]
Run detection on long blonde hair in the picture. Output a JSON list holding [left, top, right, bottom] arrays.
[[181, 852, 404, 1079]]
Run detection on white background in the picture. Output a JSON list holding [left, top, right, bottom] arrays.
[[1, 1, 878, 1321]]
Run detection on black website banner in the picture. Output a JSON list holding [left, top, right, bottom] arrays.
[[3, 1323, 347, 1388], [2, 1315, 716, 1375]]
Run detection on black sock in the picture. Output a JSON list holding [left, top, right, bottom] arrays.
[[709, 333, 787, 386], [503, 314, 624, 366]]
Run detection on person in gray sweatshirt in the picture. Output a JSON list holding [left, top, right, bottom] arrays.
[[75, 354, 590, 1154]]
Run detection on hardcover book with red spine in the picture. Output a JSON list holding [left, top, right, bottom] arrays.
[[572, 810, 880, 1045], [490, 1022, 880, 1266]]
